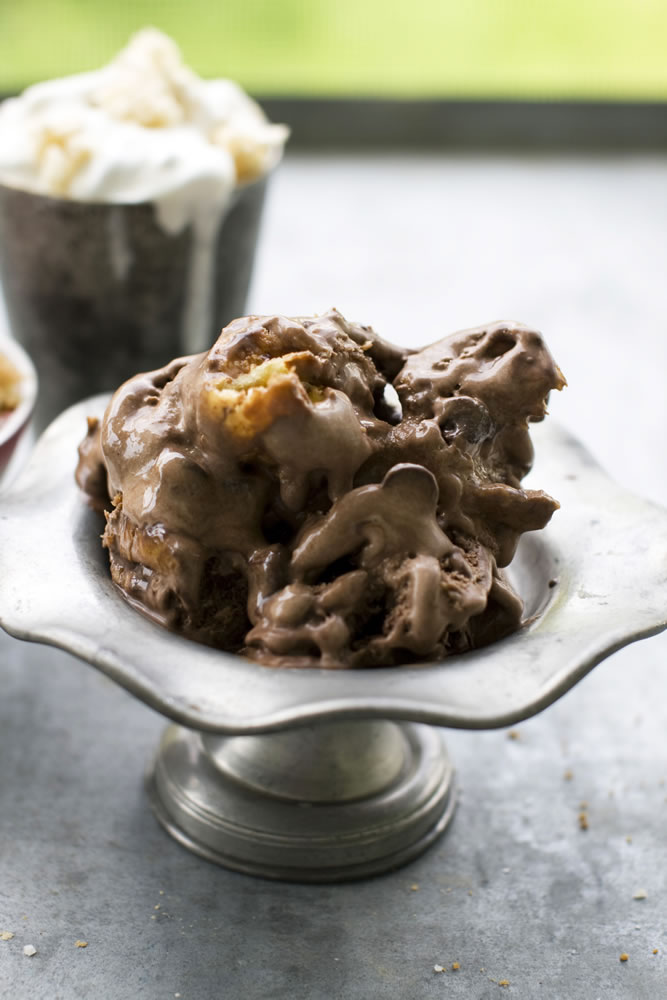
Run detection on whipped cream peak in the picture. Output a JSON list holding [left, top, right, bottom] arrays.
[[91, 30, 196, 129]]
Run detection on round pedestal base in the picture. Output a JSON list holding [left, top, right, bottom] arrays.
[[146, 720, 457, 882]]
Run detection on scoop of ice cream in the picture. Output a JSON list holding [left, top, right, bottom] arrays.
[[77, 310, 406, 650], [76, 311, 564, 667], [0, 28, 288, 211]]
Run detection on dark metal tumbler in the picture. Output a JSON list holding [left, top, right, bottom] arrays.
[[0, 176, 268, 430]]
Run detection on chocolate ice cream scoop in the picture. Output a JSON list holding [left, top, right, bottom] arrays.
[[76, 311, 564, 667]]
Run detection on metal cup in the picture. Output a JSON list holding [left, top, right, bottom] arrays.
[[0, 175, 268, 430]]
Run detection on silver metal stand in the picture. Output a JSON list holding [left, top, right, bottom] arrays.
[[146, 720, 456, 881]]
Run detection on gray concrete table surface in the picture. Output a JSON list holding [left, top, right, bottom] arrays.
[[1, 151, 666, 999]]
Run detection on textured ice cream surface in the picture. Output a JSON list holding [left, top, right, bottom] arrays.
[[0, 28, 288, 215], [76, 311, 565, 668]]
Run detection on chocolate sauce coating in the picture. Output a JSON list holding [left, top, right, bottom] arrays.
[[76, 311, 565, 668]]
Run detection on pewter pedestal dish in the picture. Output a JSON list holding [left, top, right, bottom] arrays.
[[1, 398, 666, 881]]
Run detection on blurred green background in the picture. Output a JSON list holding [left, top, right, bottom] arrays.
[[1, 0, 667, 98]]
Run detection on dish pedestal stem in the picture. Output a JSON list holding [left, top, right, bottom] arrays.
[[146, 719, 457, 882]]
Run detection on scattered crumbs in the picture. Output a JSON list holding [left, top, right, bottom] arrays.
[[151, 915, 157, 921], [433, 964, 445, 973], [502, 867, 511, 874], [175, 995, 182, 998], [635, 925, 641, 931], [578, 812, 589, 831], [75, 940, 88, 948], [154, 904, 161, 910], [563, 769, 574, 781], [633, 889, 648, 900], [620, 953, 629, 963], [570, 949, 577, 956], [499, 980, 510, 988], [626, 836, 633, 844], [480, 968, 486, 973], [159, 890, 165, 895], [0, 932, 14, 941], [653, 949, 659, 955], [452, 961, 460, 971], [23, 945, 37, 957], [410, 884, 420, 892], [508, 730, 520, 741]]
